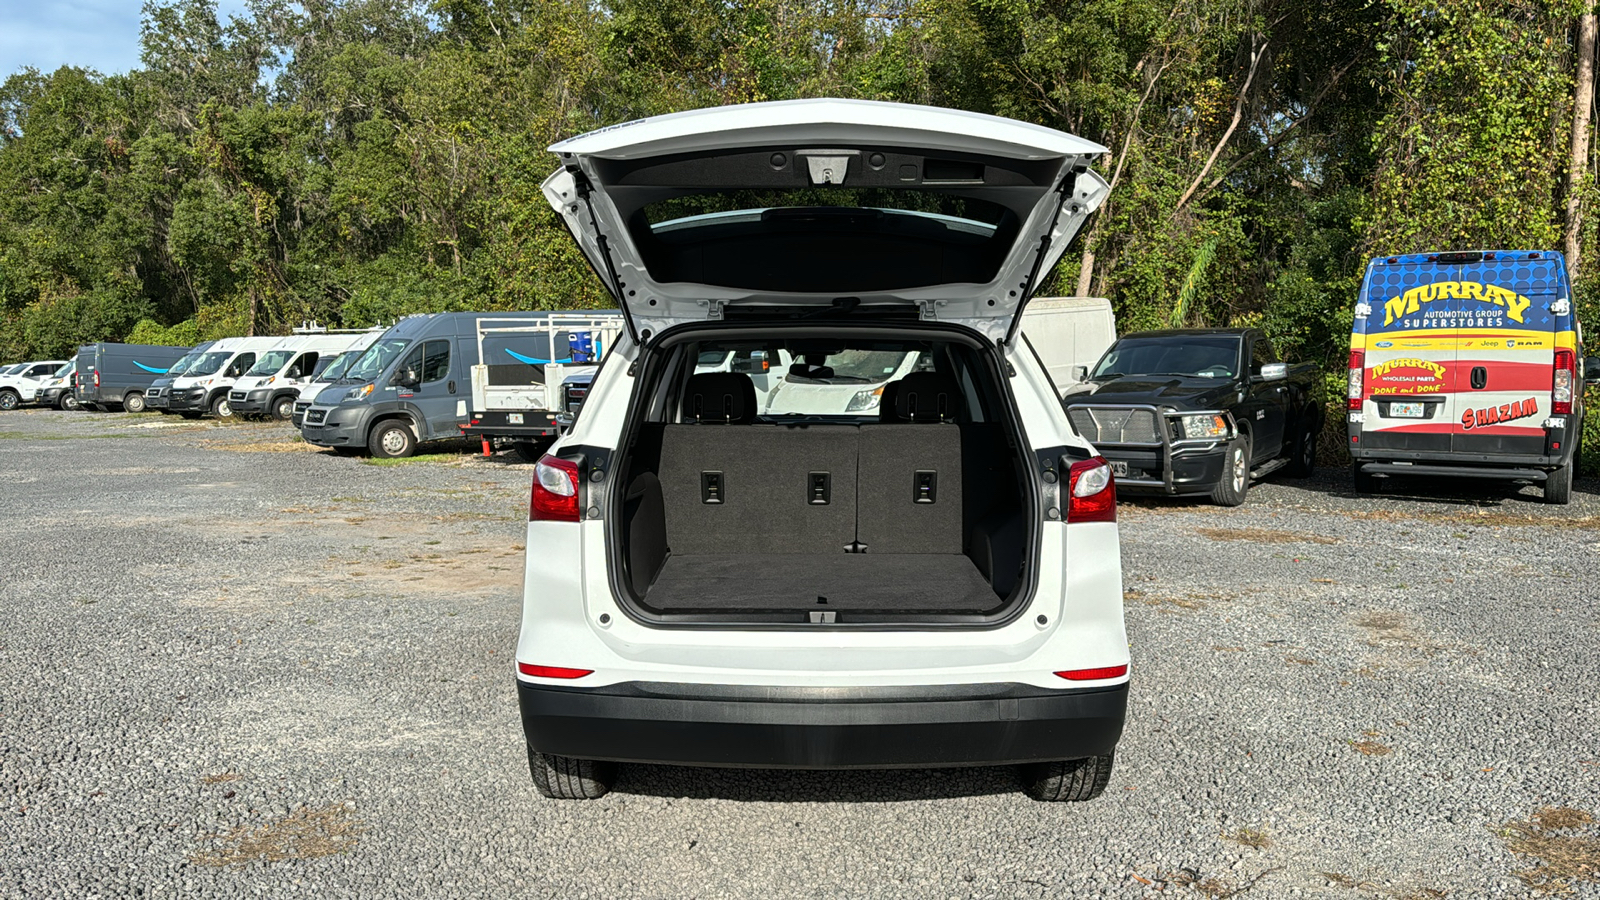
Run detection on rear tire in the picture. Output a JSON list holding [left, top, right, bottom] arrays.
[[1352, 465, 1377, 494], [1545, 461, 1573, 505], [123, 392, 146, 414], [529, 752, 615, 800], [0, 390, 18, 411], [513, 439, 553, 463], [270, 395, 296, 421], [368, 420, 416, 459], [209, 393, 232, 419], [1286, 418, 1317, 477], [61, 393, 80, 411], [1020, 754, 1114, 802], [1209, 437, 1250, 506]]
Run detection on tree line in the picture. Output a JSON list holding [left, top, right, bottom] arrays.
[[1, 0, 1595, 392]]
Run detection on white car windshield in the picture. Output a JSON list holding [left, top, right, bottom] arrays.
[[185, 352, 234, 377], [167, 354, 200, 375]]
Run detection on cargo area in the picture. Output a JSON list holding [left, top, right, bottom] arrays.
[[611, 331, 1034, 624]]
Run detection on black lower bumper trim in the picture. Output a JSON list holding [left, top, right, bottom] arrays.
[[1359, 462, 1548, 481], [517, 679, 1128, 768]]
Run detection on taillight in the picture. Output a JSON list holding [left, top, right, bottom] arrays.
[[530, 454, 580, 522], [518, 663, 592, 679], [1554, 350, 1576, 415], [1347, 349, 1364, 410], [94, 371, 100, 387], [1055, 664, 1128, 681], [1066, 456, 1116, 523]]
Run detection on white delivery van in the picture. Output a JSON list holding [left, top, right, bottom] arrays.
[[515, 98, 1128, 803], [229, 331, 379, 421], [166, 336, 283, 418], [1017, 296, 1116, 392]]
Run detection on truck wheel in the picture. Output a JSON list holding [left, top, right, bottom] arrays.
[[209, 393, 233, 418], [123, 392, 146, 414], [1352, 465, 1377, 494], [513, 439, 553, 463], [0, 390, 18, 411], [1545, 461, 1574, 505], [61, 393, 80, 411], [1286, 420, 1317, 477], [368, 421, 416, 459], [1209, 437, 1250, 507], [529, 752, 615, 800], [270, 396, 296, 421], [1019, 754, 1114, 802]]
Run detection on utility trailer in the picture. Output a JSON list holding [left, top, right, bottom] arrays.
[[460, 312, 623, 457]]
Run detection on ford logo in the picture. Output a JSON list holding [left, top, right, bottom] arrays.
[[1375, 341, 1393, 348]]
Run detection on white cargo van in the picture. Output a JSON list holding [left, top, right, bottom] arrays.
[[229, 331, 379, 421], [1018, 296, 1117, 391], [514, 99, 1128, 802], [166, 336, 283, 418]]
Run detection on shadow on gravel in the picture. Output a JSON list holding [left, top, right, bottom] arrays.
[[613, 763, 1021, 802]]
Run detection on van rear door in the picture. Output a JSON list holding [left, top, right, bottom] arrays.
[[1357, 257, 1462, 454], [1449, 253, 1566, 457]]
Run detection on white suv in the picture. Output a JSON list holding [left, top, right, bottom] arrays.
[[517, 99, 1128, 801]]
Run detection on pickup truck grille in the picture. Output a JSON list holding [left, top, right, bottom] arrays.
[[306, 408, 327, 425], [1068, 407, 1161, 444]]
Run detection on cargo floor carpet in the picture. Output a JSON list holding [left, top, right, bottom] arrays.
[[645, 553, 998, 612]]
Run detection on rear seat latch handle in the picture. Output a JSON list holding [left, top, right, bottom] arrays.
[[809, 472, 830, 505], [701, 471, 724, 504], [914, 470, 937, 504]]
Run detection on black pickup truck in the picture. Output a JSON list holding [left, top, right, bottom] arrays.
[[1060, 328, 1322, 505]]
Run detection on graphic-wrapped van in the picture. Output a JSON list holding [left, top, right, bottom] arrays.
[[1348, 250, 1599, 503]]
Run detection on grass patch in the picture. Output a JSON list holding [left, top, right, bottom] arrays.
[[190, 803, 364, 867], [1197, 526, 1339, 545], [1498, 807, 1600, 894], [1223, 827, 1273, 849], [360, 453, 462, 467]]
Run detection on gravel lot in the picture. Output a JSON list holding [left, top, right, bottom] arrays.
[[3, 408, 1599, 899]]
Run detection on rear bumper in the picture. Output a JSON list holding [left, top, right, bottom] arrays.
[[517, 679, 1128, 768], [460, 409, 561, 439]]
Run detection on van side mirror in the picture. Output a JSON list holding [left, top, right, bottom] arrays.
[[1586, 356, 1600, 383], [1255, 362, 1288, 382], [1071, 365, 1088, 383], [394, 367, 420, 389]]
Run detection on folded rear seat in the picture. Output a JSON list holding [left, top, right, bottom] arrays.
[[857, 372, 964, 554], [658, 372, 858, 555]]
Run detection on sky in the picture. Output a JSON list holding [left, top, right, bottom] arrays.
[[0, 0, 251, 80]]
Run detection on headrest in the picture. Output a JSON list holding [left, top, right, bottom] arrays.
[[889, 371, 961, 422], [682, 372, 757, 423], [877, 379, 902, 422]]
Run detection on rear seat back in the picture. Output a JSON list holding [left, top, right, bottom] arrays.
[[859, 372, 964, 553], [658, 425, 859, 555]]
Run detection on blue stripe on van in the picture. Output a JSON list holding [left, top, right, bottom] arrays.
[[504, 348, 575, 366], [133, 361, 168, 374]]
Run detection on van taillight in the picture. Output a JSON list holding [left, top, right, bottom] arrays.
[[1066, 457, 1116, 523], [1347, 349, 1365, 410], [1554, 350, 1576, 414], [93, 371, 100, 387], [530, 454, 581, 522]]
